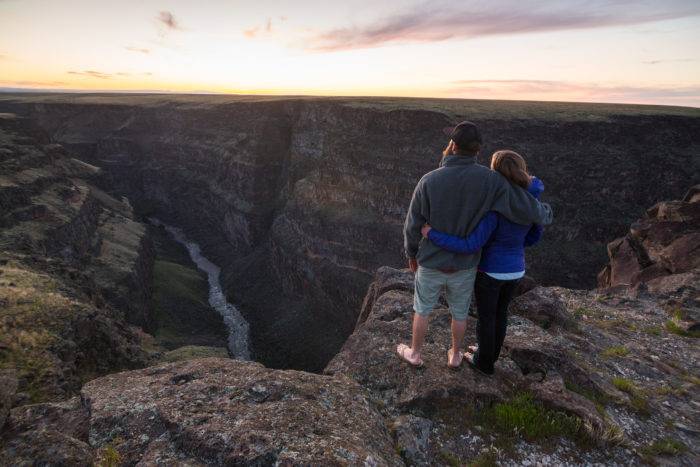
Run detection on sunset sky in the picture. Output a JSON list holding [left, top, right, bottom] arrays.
[[1, 0, 699, 106]]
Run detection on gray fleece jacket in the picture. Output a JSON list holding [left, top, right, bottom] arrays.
[[403, 155, 553, 270]]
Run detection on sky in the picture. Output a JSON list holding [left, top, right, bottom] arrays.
[[1, 0, 699, 107]]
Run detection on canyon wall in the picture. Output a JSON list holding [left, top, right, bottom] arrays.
[[1, 94, 698, 370]]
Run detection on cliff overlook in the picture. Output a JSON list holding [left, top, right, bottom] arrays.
[[1, 94, 698, 371], [0, 95, 698, 465], [2, 185, 698, 465]]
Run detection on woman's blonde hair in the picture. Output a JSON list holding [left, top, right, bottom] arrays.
[[490, 150, 530, 189]]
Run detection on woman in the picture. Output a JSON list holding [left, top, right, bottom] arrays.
[[421, 150, 544, 375]]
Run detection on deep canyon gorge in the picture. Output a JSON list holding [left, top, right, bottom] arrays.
[[1, 94, 699, 465], [1, 94, 697, 371]]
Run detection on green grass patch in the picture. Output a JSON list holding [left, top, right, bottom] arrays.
[[159, 345, 229, 363], [612, 377, 635, 393], [601, 346, 630, 358], [665, 320, 700, 338], [96, 444, 121, 467], [643, 326, 663, 336], [612, 378, 650, 416], [153, 260, 208, 305], [477, 393, 588, 444], [151, 259, 225, 349], [640, 437, 687, 462]]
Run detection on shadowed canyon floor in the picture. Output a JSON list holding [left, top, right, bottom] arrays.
[[0, 95, 698, 465]]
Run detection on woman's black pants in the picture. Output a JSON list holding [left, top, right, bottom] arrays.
[[472, 272, 520, 374]]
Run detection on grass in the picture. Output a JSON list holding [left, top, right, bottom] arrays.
[[159, 345, 229, 363], [612, 378, 650, 416], [640, 437, 687, 462], [643, 326, 663, 336], [601, 346, 630, 358], [477, 393, 587, 443], [151, 259, 224, 349], [96, 444, 121, 467], [0, 264, 83, 402], [665, 320, 700, 338]]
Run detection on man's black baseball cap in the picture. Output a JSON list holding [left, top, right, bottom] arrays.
[[443, 121, 482, 147]]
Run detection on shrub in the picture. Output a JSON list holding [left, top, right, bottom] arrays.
[[601, 346, 629, 358]]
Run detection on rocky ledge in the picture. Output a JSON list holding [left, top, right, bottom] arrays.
[[1, 358, 401, 466]]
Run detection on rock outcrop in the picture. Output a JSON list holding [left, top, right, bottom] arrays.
[[0, 113, 154, 403], [1, 358, 402, 466], [599, 184, 700, 331], [1, 190, 699, 465], [1, 94, 698, 370], [326, 265, 699, 465]]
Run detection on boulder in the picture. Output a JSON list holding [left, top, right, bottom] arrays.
[[509, 287, 576, 330], [81, 358, 402, 466], [356, 266, 414, 328], [599, 186, 700, 291]]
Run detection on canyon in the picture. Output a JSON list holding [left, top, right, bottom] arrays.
[[1, 93, 697, 371], [0, 94, 699, 465]]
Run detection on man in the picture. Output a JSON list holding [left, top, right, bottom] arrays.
[[397, 121, 553, 368]]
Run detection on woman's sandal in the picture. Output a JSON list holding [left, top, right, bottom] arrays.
[[463, 351, 492, 376], [397, 343, 424, 367]]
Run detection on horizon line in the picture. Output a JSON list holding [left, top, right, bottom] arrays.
[[0, 88, 698, 110]]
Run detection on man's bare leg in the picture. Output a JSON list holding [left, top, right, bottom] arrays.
[[448, 318, 467, 367], [397, 312, 429, 366]]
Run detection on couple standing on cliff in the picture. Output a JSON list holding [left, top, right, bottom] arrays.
[[398, 121, 553, 374]]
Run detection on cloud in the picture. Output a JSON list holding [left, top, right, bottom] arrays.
[[305, 0, 700, 51], [125, 46, 151, 54], [68, 70, 113, 79], [642, 58, 696, 65], [448, 79, 700, 106], [243, 17, 277, 38], [67, 70, 152, 80], [157, 11, 182, 31], [0, 80, 68, 87], [243, 26, 260, 38]]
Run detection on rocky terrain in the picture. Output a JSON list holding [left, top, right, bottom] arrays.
[[2, 174, 699, 465], [0, 94, 698, 465], [0, 93, 697, 371]]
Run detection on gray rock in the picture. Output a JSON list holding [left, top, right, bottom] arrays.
[[392, 415, 432, 466], [0, 370, 17, 430], [510, 287, 576, 330]]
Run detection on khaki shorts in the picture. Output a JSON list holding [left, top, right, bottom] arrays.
[[413, 266, 477, 321]]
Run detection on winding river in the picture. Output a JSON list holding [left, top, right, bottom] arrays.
[[150, 218, 251, 360]]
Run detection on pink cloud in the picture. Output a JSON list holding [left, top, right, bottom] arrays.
[[305, 1, 700, 52]]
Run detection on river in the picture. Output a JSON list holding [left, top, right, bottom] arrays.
[[149, 218, 251, 360]]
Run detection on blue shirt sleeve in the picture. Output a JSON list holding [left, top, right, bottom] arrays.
[[524, 224, 544, 247], [427, 212, 498, 254]]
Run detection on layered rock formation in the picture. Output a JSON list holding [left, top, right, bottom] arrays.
[[2, 94, 697, 370], [0, 113, 154, 402], [599, 184, 700, 332]]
